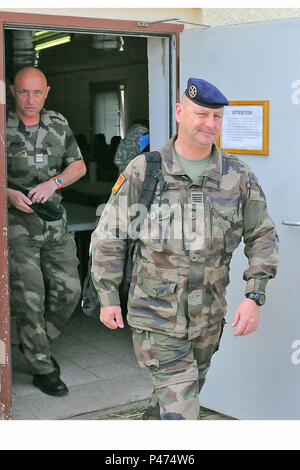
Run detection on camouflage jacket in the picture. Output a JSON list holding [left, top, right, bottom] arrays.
[[114, 123, 149, 172], [6, 109, 83, 207], [91, 137, 279, 339]]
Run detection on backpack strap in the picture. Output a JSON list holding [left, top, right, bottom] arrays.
[[140, 151, 167, 209], [123, 150, 166, 288]]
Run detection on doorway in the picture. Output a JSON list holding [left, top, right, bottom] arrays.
[[5, 25, 158, 419]]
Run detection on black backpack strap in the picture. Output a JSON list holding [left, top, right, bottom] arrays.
[[123, 151, 166, 288], [140, 151, 166, 209]]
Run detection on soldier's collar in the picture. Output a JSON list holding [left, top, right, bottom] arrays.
[[6, 109, 49, 131], [160, 136, 187, 176], [39, 108, 51, 130], [200, 143, 222, 182], [6, 110, 38, 134], [6, 110, 20, 127], [161, 136, 222, 182]]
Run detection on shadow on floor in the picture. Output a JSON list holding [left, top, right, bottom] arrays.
[[11, 307, 153, 420]]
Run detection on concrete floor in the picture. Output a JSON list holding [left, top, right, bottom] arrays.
[[11, 307, 153, 420], [11, 306, 233, 421]]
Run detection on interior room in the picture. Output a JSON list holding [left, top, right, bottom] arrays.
[[6, 28, 149, 205]]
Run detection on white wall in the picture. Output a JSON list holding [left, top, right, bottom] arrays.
[[202, 7, 300, 26]]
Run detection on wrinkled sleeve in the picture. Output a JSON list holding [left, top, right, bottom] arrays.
[[91, 156, 144, 307], [63, 125, 83, 165], [51, 112, 83, 166], [242, 173, 279, 295]]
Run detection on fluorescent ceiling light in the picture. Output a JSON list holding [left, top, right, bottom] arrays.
[[34, 35, 71, 51], [34, 30, 50, 37]]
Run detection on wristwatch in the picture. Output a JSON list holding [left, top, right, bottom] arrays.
[[246, 292, 266, 306], [51, 176, 63, 190]]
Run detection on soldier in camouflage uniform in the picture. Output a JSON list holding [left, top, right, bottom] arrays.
[[7, 66, 86, 396], [114, 120, 149, 173], [91, 78, 279, 419]]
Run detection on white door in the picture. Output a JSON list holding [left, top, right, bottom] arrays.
[[181, 18, 300, 419], [148, 36, 175, 149]]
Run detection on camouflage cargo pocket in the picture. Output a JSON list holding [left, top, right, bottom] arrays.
[[193, 317, 226, 377], [7, 152, 30, 175], [203, 265, 229, 325], [132, 328, 159, 370], [128, 275, 178, 331], [209, 199, 243, 254]]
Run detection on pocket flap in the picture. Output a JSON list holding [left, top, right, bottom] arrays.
[[211, 200, 241, 223], [137, 277, 177, 298]]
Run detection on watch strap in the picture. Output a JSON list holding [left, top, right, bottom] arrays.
[[51, 176, 63, 190], [246, 292, 266, 306]]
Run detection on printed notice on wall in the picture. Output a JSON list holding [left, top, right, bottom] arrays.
[[218, 101, 269, 155]]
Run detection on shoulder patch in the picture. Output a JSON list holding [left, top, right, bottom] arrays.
[[112, 173, 126, 194]]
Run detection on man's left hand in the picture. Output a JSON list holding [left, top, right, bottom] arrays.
[[232, 298, 260, 336], [28, 180, 56, 203]]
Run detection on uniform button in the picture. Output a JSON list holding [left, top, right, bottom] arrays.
[[150, 212, 156, 220], [150, 288, 157, 297], [190, 253, 199, 262], [191, 212, 197, 220]]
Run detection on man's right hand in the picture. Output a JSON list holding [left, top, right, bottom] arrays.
[[100, 306, 124, 330], [7, 189, 34, 213]]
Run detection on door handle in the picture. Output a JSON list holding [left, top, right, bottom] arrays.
[[282, 220, 300, 226]]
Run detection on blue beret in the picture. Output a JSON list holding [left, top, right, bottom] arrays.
[[185, 78, 229, 109]]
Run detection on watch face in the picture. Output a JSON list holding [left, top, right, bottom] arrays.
[[55, 178, 63, 186], [257, 294, 266, 306], [253, 293, 266, 306], [247, 293, 266, 306]]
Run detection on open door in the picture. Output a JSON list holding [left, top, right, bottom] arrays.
[[180, 18, 300, 419]]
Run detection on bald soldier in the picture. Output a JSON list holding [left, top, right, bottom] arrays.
[[7, 66, 86, 396], [91, 78, 279, 419]]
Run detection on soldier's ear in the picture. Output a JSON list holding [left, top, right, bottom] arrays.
[[174, 102, 182, 124], [45, 86, 50, 99]]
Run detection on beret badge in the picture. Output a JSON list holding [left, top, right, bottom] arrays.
[[189, 85, 197, 99], [185, 78, 229, 108]]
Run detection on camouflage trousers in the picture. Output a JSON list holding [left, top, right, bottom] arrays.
[[132, 319, 225, 420], [8, 211, 81, 374]]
